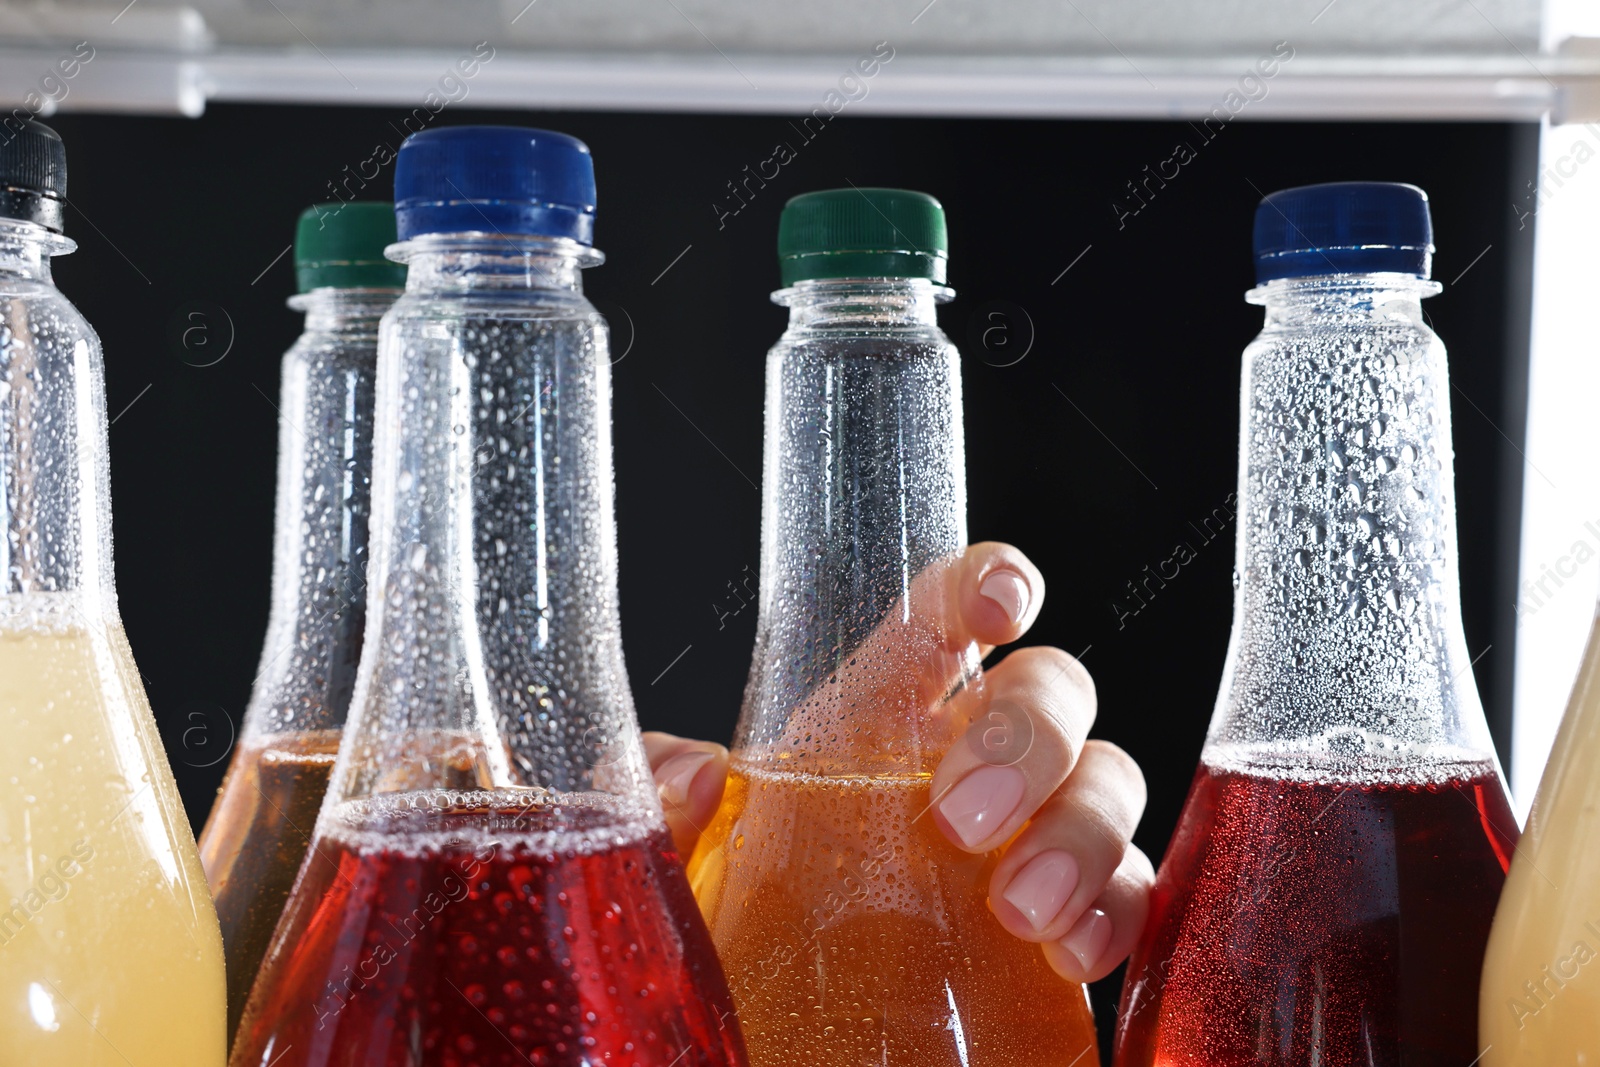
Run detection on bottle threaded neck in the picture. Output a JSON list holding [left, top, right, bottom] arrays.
[[390, 234, 599, 293]]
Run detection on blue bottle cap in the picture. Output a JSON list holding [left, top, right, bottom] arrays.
[[1253, 181, 1433, 284], [394, 126, 596, 244]]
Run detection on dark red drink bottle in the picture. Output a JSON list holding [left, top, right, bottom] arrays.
[[229, 127, 746, 1067], [1113, 183, 1518, 1066]]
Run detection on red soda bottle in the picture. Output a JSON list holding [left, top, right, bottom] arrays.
[[1113, 183, 1519, 1066], [228, 127, 746, 1067]]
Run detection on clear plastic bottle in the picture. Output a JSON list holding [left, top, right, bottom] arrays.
[[1114, 182, 1518, 1066], [198, 202, 403, 1043], [686, 188, 1100, 1064], [0, 121, 226, 1063], [1480, 618, 1600, 1058], [229, 127, 746, 1067]]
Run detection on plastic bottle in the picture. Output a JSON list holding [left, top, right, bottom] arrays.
[[0, 120, 226, 1064], [228, 127, 746, 1067], [198, 202, 403, 1043], [1113, 182, 1518, 1066], [1480, 617, 1600, 1058], [686, 188, 1101, 1064]]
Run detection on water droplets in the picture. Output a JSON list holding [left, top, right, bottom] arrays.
[[1224, 288, 1467, 764]]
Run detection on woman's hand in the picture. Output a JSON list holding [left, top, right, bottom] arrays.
[[643, 541, 1153, 985]]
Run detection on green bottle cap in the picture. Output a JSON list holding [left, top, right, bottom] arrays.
[[777, 188, 947, 286], [294, 202, 406, 293]]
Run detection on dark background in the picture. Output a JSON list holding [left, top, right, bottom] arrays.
[[46, 103, 1536, 1044]]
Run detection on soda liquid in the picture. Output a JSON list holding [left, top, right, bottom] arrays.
[[1117, 752, 1517, 1066], [200, 729, 340, 1034], [690, 764, 1100, 1064], [232, 790, 744, 1067], [0, 604, 227, 1064]]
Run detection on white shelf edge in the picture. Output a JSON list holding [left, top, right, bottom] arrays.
[[8, 46, 1600, 121]]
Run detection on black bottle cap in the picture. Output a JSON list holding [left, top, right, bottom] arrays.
[[0, 120, 67, 234]]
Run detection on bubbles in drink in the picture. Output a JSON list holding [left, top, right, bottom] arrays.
[[1116, 746, 1516, 1066], [232, 790, 743, 1067], [690, 764, 1099, 1064]]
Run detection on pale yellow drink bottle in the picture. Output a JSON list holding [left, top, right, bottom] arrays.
[[1480, 615, 1600, 1060], [0, 121, 226, 1065]]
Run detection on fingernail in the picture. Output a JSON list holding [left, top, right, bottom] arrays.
[[1061, 907, 1112, 974], [980, 570, 1030, 624], [1001, 850, 1080, 932], [937, 765, 1026, 848], [656, 751, 714, 808]]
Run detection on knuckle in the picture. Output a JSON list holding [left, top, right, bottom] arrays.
[[1043, 790, 1129, 871], [967, 539, 1015, 562], [641, 733, 669, 766], [1084, 739, 1147, 812], [1119, 843, 1157, 884], [1010, 646, 1096, 738]]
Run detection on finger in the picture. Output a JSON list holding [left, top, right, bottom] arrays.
[[642, 731, 729, 858], [1041, 844, 1155, 984], [929, 646, 1098, 853], [982, 740, 1147, 943], [956, 541, 1046, 658], [777, 544, 1046, 753], [835, 540, 1044, 664]]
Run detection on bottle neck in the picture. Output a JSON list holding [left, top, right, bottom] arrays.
[[243, 288, 396, 741], [288, 287, 397, 337], [1248, 273, 1444, 324], [334, 236, 644, 802], [1211, 272, 1495, 775], [0, 217, 71, 284], [391, 233, 600, 294], [0, 217, 115, 620], [740, 277, 972, 776], [775, 276, 950, 331]]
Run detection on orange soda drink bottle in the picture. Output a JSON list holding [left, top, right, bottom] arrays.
[[197, 202, 403, 1043], [686, 188, 1100, 1064]]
